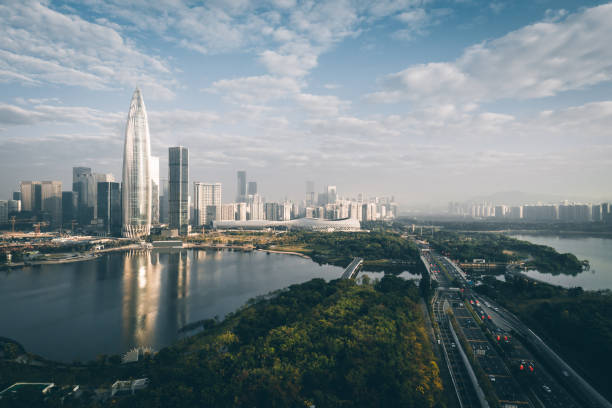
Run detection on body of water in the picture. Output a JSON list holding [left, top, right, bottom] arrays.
[[509, 234, 612, 291], [0, 249, 343, 362]]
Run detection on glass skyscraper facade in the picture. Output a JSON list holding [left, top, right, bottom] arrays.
[[236, 170, 246, 202], [169, 146, 189, 235], [98, 181, 122, 236], [121, 88, 152, 238]]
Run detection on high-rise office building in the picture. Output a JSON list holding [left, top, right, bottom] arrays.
[[193, 182, 222, 226], [94, 173, 114, 219], [306, 181, 315, 205], [121, 88, 152, 238], [72, 167, 94, 225], [327, 185, 337, 205], [236, 170, 246, 202], [169, 146, 189, 235], [21, 181, 61, 226], [97, 182, 121, 236], [0, 201, 7, 224], [12, 192, 21, 201], [62, 191, 78, 229], [159, 178, 169, 224], [72, 168, 112, 225], [7, 200, 20, 214], [247, 181, 257, 196], [40, 181, 62, 227], [150, 156, 160, 225], [20, 181, 39, 212]]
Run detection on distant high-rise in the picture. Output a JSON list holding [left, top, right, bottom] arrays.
[[62, 191, 78, 229], [40, 181, 62, 227], [247, 181, 257, 196], [0, 201, 7, 224], [159, 178, 169, 224], [236, 170, 246, 202], [150, 156, 160, 225], [20, 181, 39, 212], [97, 182, 122, 236], [306, 181, 315, 205], [169, 146, 189, 235], [121, 88, 152, 238], [248, 194, 264, 220], [72, 167, 94, 225], [20, 181, 61, 225], [193, 182, 222, 226], [12, 191, 21, 201], [8, 200, 21, 214], [327, 185, 337, 204]]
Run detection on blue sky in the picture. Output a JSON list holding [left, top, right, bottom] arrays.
[[1, 0, 611, 207]]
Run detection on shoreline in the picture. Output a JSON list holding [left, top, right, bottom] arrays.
[[0, 244, 314, 270], [0, 244, 142, 269], [457, 229, 612, 239], [257, 248, 312, 259]]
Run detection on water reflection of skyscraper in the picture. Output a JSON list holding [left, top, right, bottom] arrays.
[[121, 250, 184, 351]]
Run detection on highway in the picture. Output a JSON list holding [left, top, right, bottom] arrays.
[[432, 290, 484, 407], [435, 253, 610, 408]]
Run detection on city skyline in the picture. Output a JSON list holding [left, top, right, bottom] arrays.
[[1, 1, 612, 206]]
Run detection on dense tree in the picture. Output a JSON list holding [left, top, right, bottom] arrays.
[[114, 277, 442, 407]]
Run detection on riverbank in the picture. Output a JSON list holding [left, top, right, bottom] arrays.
[[0, 244, 141, 270]]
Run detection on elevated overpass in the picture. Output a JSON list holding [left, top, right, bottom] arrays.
[[341, 257, 363, 280]]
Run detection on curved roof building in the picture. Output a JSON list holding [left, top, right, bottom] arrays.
[[212, 217, 361, 231], [121, 88, 152, 238]]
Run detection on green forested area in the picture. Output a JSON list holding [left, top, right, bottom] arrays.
[[477, 276, 612, 400], [427, 231, 583, 274], [114, 277, 442, 407], [274, 231, 421, 267]]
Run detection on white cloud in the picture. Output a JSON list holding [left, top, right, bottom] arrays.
[[0, 102, 121, 127], [208, 75, 302, 103], [295, 93, 350, 116], [0, 1, 176, 99], [368, 4, 612, 105], [259, 50, 318, 77]]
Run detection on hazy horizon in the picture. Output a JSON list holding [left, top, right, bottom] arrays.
[[1, 1, 611, 207]]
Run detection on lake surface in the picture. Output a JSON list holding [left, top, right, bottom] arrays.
[[0, 249, 343, 362], [509, 234, 612, 291]]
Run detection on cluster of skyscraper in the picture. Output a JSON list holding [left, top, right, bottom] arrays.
[[448, 201, 612, 223], [0, 88, 399, 235]]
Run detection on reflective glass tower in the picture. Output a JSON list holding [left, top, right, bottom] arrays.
[[169, 146, 189, 235], [121, 88, 152, 238]]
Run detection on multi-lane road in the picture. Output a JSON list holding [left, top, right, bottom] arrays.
[[421, 244, 611, 408]]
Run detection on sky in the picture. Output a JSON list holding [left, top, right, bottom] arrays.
[[1, 0, 611, 208]]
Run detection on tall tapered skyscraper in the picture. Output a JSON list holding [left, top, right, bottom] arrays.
[[121, 88, 152, 238]]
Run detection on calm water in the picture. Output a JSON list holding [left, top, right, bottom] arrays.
[[510, 234, 612, 291], [0, 249, 342, 362]]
